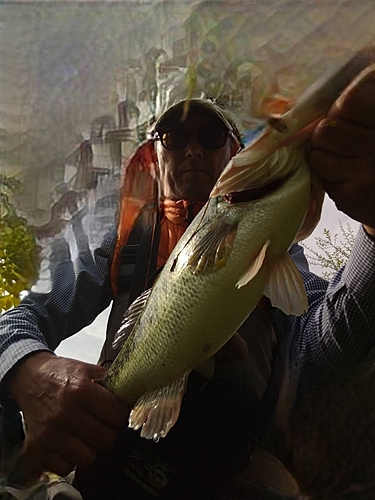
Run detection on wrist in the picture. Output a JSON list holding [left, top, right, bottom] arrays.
[[4, 351, 55, 404], [363, 225, 375, 240]]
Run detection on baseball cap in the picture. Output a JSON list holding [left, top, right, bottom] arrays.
[[152, 87, 243, 147]]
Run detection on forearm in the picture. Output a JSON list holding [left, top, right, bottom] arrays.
[[292, 225, 375, 376], [0, 236, 115, 382], [0, 307, 54, 385]]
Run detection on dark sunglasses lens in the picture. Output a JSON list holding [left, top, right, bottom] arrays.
[[199, 127, 228, 149], [160, 129, 187, 150], [158, 126, 229, 150]]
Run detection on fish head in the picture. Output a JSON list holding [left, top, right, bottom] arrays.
[[211, 56, 375, 200]]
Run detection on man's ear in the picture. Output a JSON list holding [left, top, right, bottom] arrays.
[[152, 141, 159, 163]]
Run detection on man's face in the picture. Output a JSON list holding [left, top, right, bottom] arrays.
[[155, 110, 236, 201]]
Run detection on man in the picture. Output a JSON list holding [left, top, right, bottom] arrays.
[[0, 60, 375, 499]]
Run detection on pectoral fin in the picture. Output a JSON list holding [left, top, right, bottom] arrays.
[[236, 240, 270, 288], [175, 217, 238, 274], [129, 371, 189, 442], [263, 251, 308, 315]]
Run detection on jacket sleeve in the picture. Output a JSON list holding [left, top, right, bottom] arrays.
[[0, 233, 116, 382], [290, 225, 375, 376]]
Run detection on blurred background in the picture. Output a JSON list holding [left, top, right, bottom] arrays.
[[2, 0, 372, 360], [1, 1, 375, 497]]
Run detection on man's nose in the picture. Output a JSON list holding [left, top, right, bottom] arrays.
[[185, 137, 203, 158]]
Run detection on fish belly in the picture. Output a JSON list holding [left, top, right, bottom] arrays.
[[104, 158, 311, 406]]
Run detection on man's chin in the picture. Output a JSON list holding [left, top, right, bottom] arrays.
[[178, 185, 211, 202]]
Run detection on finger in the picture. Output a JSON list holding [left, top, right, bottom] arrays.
[[319, 179, 375, 228], [81, 361, 108, 382], [309, 150, 375, 227], [39, 451, 75, 478], [320, 178, 353, 211], [60, 436, 97, 470], [25, 425, 97, 474], [83, 381, 130, 429], [310, 118, 375, 158], [21, 444, 75, 479], [45, 389, 122, 451], [42, 435, 96, 472], [10, 451, 45, 486], [309, 149, 368, 184], [328, 73, 375, 129], [74, 413, 118, 452], [62, 366, 129, 429]]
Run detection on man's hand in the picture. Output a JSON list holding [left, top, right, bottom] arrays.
[[309, 65, 375, 238], [5, 352, 129, 479]]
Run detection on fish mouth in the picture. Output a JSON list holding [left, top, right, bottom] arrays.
[[224, 175, 290, 204]]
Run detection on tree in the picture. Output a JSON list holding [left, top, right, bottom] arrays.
[[0, 173, 40, 312], [302, 221, 355, 280]]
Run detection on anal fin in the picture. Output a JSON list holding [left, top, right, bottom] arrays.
[[264, 251, 308, 315], [129, 371, 189, 442]]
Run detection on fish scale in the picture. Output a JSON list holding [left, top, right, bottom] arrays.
[[102, 60, 375, 442], [103, 158, 311, 407]]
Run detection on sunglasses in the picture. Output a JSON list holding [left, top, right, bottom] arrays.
[[153, 125, 233, 150]]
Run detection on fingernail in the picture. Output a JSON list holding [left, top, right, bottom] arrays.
[[326, 120, 337, 127], [335, 91, 346, 109]]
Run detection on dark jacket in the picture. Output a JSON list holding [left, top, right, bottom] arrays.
[[75, 223, 286, 500]]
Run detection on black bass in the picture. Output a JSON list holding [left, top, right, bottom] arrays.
[[102, 60, 375, 443]]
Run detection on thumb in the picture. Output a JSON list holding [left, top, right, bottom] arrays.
[[82, 362, 108, 382]]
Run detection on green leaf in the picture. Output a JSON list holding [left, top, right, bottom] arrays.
[[302, 221, 356, 279], [0, 174, 41, 312]]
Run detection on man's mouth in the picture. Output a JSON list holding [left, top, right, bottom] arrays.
[[180, 166, 210, 175]]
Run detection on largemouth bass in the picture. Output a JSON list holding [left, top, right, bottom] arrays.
[[102, 59, 375, 443]]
